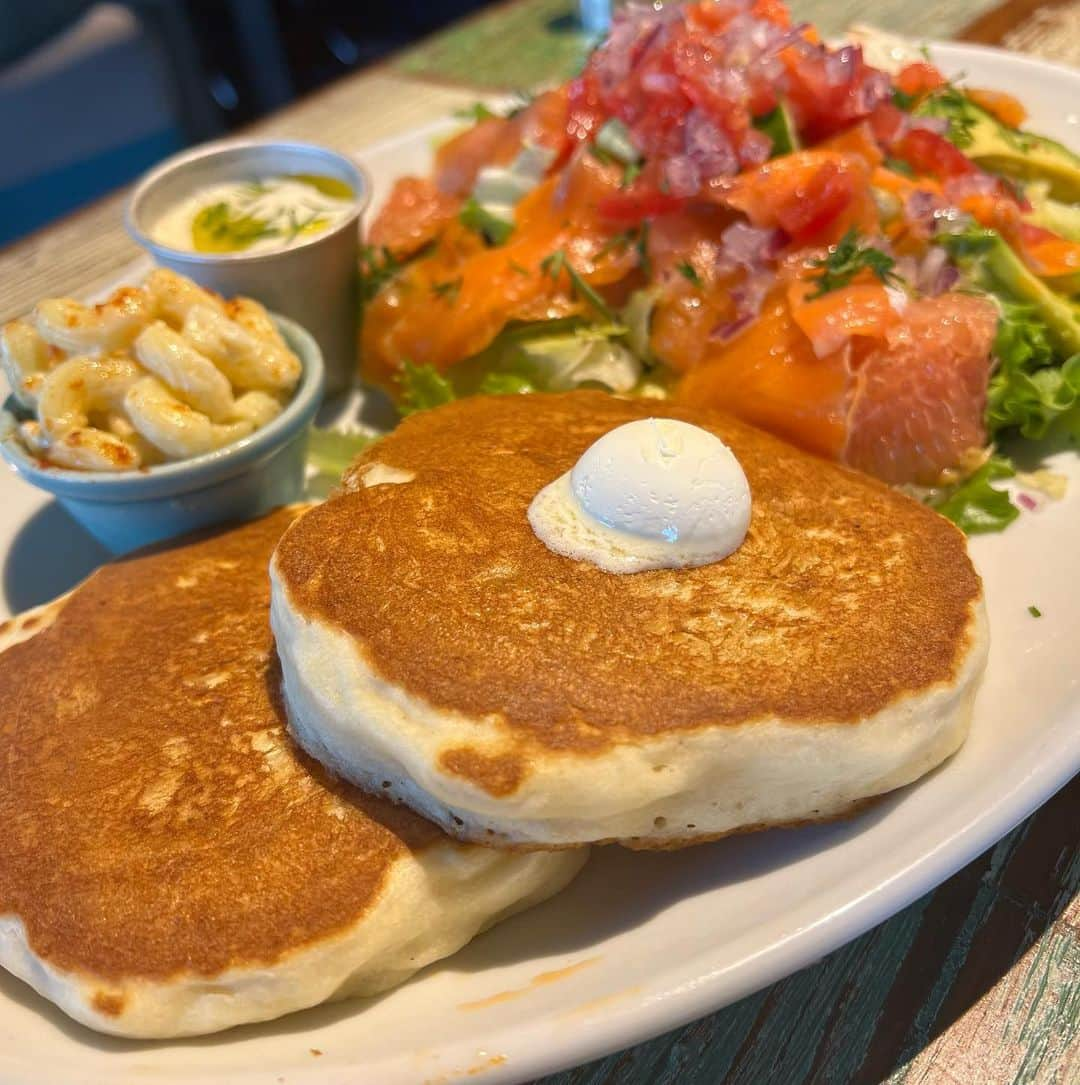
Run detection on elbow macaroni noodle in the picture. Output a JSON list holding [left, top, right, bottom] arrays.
[[0, 270, 302, 471]]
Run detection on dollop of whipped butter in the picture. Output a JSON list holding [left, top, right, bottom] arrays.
[[527, 418, 751, 573]]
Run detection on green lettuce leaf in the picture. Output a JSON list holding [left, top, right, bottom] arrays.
[[399, 361, 456, 416], [988, 302, 1080, 439], [931, 456, 1019, 534], [478, 372, 536, 395]]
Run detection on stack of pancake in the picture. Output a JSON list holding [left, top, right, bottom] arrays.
[[0, 392, 988, 1038]]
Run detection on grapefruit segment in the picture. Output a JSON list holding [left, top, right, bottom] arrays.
[[675, 290, 996, 485], [843, 294, 998, 485]]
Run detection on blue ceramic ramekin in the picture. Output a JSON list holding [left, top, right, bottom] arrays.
[[0, 314, 323, 553]]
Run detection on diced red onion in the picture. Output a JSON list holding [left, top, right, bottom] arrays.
[[663, 155, 702, 197], [739, 128, 773, 167], [711, 313, 756, 342], [1017, 493, 1037, 511], [916, 245, 948, 293], [717, 221, 779, 270], [904, 188, 950, 234], [823, 45, 857, 85], [684, 108, 739, 176], [884, 284, 909, 315], [729, 268, 774, 322], [934, 264, 960, 293], [944, 172, 1002, 201], [915, 246, 962, 297], [909, 114, 949, 136], [853, 67, 892, 113]]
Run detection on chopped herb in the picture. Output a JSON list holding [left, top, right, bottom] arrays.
[[398, 361, 456, 416], [359, 244, 405, 305], [808, 228, 901, 298], [883, 155, 916, 177], [541, 249, 615, 321], [588, 142, 617, 166], [1028, 605, 1042, 617], [431, 277, 463, 304], [454, 102, 498, 123], [622, 160, 643, 188], [891, 87, 919, 111], [540, 250, 566, 278], [458, 197, 514, 245], [636, 221, 652, 278], [915, 85, 979, 149], [676, 261, 702, 287], [596, 229, 637, 259], [191, 201, 276, 253], [508, 259, 531, 275]]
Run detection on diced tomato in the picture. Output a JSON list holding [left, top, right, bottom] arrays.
[[718, 151, 878, 247], [780, 42, 889, 142], [895, 62, 947, 98], [867, 102, 909, 145], [598, 185, 688, 225], [891, 127, 977, 180]]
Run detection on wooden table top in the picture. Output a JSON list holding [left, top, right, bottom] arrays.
[[1, 2, 1077, 1082]]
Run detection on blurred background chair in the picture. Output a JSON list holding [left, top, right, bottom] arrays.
[[0, 0, 488, 247]]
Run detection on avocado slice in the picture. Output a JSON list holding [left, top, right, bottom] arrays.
[[1026, 183, 1080, 242], [944, 228, 1080, 356], [916, 89, 1080, 203], [753, 102, 800, 158]]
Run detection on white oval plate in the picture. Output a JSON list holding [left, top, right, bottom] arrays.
[[0, 42, 1077, 1085]]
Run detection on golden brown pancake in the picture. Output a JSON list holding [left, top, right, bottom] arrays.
[[0, 508, 585, 1037], [270, 392, 988, 848]]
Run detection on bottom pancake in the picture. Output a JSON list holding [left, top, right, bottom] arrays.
[[0, 509, 585, 1038]]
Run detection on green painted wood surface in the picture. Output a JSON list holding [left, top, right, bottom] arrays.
[[395, 0, 1005, 90], [531, 780, 1078, 1084]]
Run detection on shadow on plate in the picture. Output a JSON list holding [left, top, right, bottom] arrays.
[[0, 795, 898, 1055], [447, 797, 897, 974], [2, 501, 110, 613]]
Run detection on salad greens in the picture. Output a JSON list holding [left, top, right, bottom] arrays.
[[399, 361, 457, 416], [458, 198, 514, 245], [988, 303, 1080, 440], [398, 361, 536, 416], [933, 457, 1020, 534]]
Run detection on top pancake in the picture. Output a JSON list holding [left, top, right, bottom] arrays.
[[273, 392, 983, 800], [0, 509, 446, 985]]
